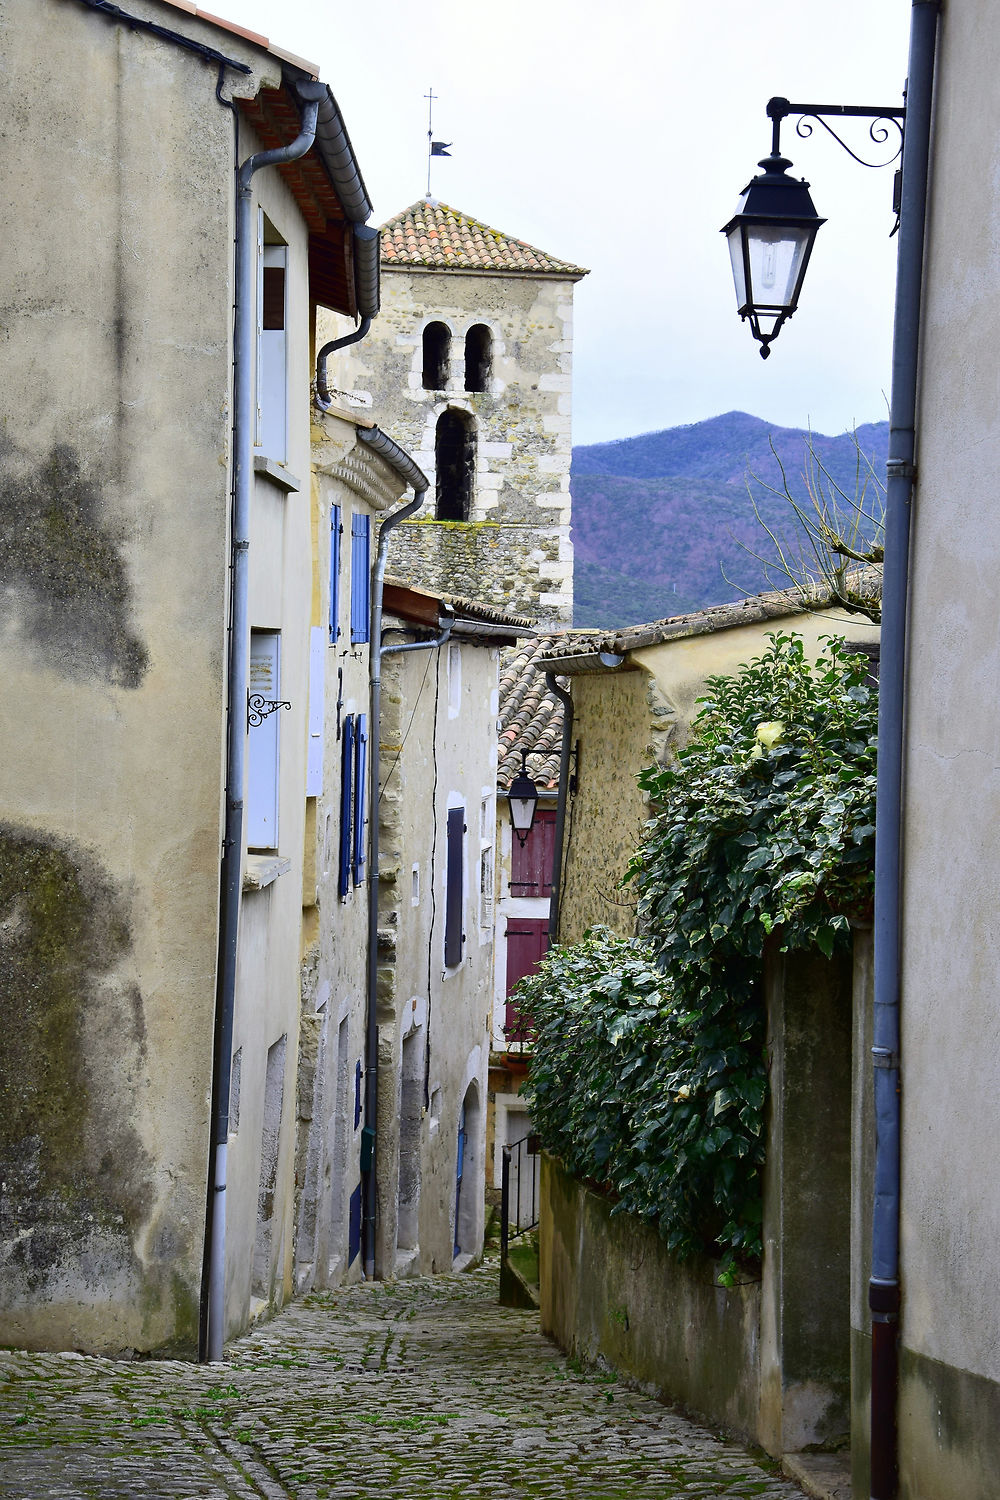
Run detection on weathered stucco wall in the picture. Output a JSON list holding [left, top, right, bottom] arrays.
[[293, 421, 404, 1294], [219, 138, 321, 1342], [0, 0, 336, 1353], [321, 265, 576, 625], [375, 638, 498, 1276], [889, 2, 1000, 1493], [760, 946, 853, 1458], [540, 1155, 763, 1442], [558, 668, 666, 944], [0, 0, 284, 1354]]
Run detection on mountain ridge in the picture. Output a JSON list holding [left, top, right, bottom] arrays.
[[570, 411, 888, 631]]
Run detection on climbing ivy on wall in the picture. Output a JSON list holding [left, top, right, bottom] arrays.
[[521, 635, 878, 1274]]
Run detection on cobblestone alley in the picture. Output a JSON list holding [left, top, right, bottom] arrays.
[[0, 1263, 810, 1500]]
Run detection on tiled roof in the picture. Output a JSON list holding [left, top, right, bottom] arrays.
[[537, 584, 867, 670], [156, 1, 319, 74], [380, 201, 588, 278], [498, 635, 570, 792]]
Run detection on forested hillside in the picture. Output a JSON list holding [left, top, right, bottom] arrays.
[[571, 412, 889, 630]]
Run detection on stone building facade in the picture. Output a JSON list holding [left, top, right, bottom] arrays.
[[320, 200, 587, 627]]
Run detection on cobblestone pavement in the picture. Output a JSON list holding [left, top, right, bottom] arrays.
[[0, 1263, 808, 1500]]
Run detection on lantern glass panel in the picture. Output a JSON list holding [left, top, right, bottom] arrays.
[[509, 794, 536, 833], [745, 223, 812, 310], [726, 226, 748, 309]]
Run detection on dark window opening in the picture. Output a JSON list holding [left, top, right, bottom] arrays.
[[422, 322, 450, 389], [435, 409, 475, 521], [262, 265, 286, 330], [444, 806, 466, 967], [464, 324, 492, 392]]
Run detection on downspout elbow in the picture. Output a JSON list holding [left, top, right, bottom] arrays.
[[315, 225, 381, 409]]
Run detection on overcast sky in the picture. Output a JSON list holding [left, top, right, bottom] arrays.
[[232, 0, 912, 446]]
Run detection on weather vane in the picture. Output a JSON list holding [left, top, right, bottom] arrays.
[[425, 86, 452, 199]]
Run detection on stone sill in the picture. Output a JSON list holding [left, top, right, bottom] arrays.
[[254, 455, 301, 493], [243, 854, 292, 892]]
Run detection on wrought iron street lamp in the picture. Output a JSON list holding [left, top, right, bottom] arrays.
[[506, 749, 539, 848], [723, 96, 903, 358]]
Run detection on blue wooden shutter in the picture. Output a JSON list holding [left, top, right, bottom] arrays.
[[339, 714, 355, 898], [353, 713, 368, 885], [329, 504, 342, 643], [348, 1182, 362, 1266], [444, 806, 465, 967], [350, 513, 371, 644]]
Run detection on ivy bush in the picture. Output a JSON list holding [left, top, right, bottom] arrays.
[[521, 634, 877, 1275]]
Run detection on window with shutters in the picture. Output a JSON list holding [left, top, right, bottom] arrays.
[[509, 808, 556, 898], [350, 512, 371, 645], [338, 712, 368, 896], [247, 630, 281, 850], [444, 805, 466, 968], [480, 845, 494, 929], [352, 714, 367, 886], [329, 504, 342, 644], [479, 795, 494, 930], [339, 714, 355, 898], [255, 214, 288, 462]]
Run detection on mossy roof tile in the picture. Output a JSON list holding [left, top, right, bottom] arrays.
[[381, 201, 588, 278]]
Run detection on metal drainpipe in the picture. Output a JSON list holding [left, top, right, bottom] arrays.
[[356, 425, 429, 1280], [869, 3, 939, 1494], [544, 674, 574, 946], [315, 225, 380, 407], [315, 316, 371, 406], [202, 92, 321, 1364]]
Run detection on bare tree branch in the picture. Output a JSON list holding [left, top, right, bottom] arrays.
[[728, 428, 884, 623]]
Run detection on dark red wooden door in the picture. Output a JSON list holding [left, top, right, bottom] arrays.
[[505, 917, 549, 1042]]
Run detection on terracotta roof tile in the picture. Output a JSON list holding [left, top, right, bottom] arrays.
[[497, 635, 569, 792], [381, 201, 587, 278], [537, 580, 878, 669], [155, 1, 320, 75]]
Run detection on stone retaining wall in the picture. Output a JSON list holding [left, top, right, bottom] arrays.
[[539, 1154, 764, 1443]]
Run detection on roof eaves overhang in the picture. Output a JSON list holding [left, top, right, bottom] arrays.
[[383, 580, 535, 644], [238, 73, 376, 318], [535, 646, 632, 675], [380, 263, 587, 283]]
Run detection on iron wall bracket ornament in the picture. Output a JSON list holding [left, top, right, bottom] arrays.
[[766, 96, 904, 170], [247, 694, 292, 728]]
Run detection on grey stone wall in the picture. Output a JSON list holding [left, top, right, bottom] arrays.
[[322, 263, 579, 627], [387, 517, 561, 619]]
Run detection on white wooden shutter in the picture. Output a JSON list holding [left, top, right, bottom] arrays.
[[307, 626, 325, 797], [258, 239, 288, 461], [247, 631, 280, 849]]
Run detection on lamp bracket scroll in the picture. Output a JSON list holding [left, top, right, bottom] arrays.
[[247, 693, 292, 729], [766, 97, 905, 171]]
